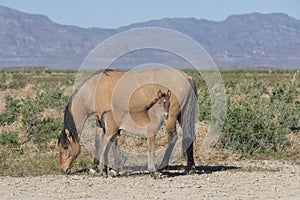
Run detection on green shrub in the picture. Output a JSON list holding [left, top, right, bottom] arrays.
[[20, 84, 68, 144], [221, 77, 299, 154], [0, 95, 22, 125], [33, 84, 69, 111], [0, 132, 19, 147], [31, 119, 61, 144], [222, 105, 288, 154], [0, 72, 25, 90], [197, 83, 211, 121]]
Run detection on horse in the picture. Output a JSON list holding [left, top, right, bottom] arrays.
[[98, 90, 171, 178], [58, 67, 197, 175]]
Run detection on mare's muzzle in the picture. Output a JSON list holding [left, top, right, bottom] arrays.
[[60, 167, 71, 174]]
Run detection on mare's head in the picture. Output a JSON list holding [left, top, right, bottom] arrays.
[[156, 90, 171, 120], [57, 103, 80, 174]]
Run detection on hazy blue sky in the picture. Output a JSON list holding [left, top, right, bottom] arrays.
[[0, 0, 299, 28]]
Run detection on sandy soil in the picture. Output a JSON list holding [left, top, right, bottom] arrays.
[[0, 160, 299, 200]]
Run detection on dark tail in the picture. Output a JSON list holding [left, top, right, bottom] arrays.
[[181, 78, 197, 170]]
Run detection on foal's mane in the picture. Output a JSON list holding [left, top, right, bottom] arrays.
[[144, 98, 159, 111], [144, 92, 167, 111]]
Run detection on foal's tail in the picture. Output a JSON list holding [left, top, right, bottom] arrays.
[[181, 78, 197, 167]]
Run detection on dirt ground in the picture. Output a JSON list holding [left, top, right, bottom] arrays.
[[0, 160, 299, 200]]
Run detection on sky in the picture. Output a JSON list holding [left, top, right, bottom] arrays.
[[0, 0, 299, 28]]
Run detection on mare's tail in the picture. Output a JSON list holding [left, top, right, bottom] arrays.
[[181, 78, 197, 169]]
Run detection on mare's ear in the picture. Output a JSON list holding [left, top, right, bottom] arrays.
[[157, 90, 162, 98], [65, 129, 72, 142], [167, 90, 171, 97]]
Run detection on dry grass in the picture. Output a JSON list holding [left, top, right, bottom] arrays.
[[0, 120, 22, 136], [285, 132, 300, 156], [40, 108, 63, 122], [117, 121, 223, 159], [118, 126, 169, 154], [0, 92, 6, 115], [0, 141, 59, 176]]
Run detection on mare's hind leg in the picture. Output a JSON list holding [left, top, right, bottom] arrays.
[[99, 132, 114, 177], [180, 115, 195, 175], [159, 117, 178, 171], [111, 130, 122, 173], [184, 140, 195, 174]]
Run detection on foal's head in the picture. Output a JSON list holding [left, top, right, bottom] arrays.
[[156, 90, 171, 120]]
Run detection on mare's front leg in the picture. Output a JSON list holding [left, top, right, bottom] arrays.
[[99, 133, 113, 178], [99, 114, 118, 178], [90, 120, 103, 173]]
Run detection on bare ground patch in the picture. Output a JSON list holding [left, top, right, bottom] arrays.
[[0, 160, 299, 200]]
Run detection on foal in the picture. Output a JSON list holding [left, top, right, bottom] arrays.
[[99, 90, 171, 178]]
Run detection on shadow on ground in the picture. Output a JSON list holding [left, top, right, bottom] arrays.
[[160, 165, 240, 177], [75, 164, 240, 178]]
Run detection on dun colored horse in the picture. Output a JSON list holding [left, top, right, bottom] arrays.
[[58, 67, 197, 176]]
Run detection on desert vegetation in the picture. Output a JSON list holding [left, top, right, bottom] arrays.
[[0, 68, 299, 176]]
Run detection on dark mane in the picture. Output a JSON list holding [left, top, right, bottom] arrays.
[[94, 68, 114, 76], [59, 69, 114, 144], [145, 98, 158, 111], [58, 101, 79, 144]]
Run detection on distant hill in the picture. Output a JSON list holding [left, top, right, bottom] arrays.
[[0, 6, 116, 68], [0, 5, 300, 69]]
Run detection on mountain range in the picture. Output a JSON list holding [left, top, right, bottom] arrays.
[[1, 5, 300, 69]]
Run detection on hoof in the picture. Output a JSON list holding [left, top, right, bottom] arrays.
[[103, 173, 108, 178], [184, 165, 196, 175], [99, 170, 108, 178], [89, 168, 97, 174], [158, 165, 171, 173], [98, 164, 109, 178], [109, 169, 121, 177], [149, 171, 162, 179], [99, 169, 108, 178]]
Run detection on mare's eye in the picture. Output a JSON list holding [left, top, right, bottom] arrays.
[[62, 140, 69, 149]]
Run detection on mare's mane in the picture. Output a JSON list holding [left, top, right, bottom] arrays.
[[71, 69, 113, 102], [59, 69, 114, 144]]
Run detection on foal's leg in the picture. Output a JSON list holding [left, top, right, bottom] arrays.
[[159, 117, 178, 171], [147, 135, 159, 178]]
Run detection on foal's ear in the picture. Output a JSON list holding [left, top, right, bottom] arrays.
[[157, 90, 162, 98], [65, 129, 72, 142], [167, 90, 171, 97]]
